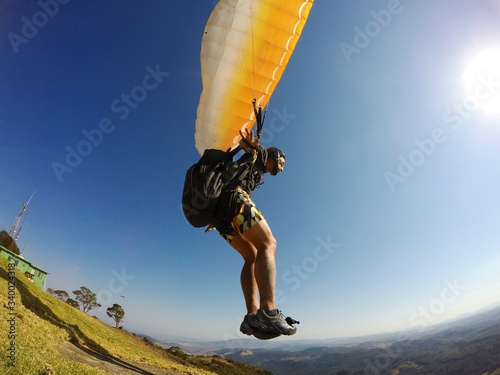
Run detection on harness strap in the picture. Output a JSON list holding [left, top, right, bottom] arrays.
[[253, 99, 264, 140]]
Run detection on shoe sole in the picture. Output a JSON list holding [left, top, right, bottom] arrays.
[[260, 322, 297, 336], [240, 321, 281, 340]]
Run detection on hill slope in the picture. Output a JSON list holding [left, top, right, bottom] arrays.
[[0, 255, 272, 375]]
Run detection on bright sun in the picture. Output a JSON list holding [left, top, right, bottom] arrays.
[[463, 48, 500, 115]]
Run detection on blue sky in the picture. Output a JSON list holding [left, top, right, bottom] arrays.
[[1, 0, 500, 342]]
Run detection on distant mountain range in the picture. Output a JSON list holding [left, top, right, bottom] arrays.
[[150, 303, 500, 375]]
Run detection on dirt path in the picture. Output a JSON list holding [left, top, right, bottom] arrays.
[[57, 341, 184, 375]]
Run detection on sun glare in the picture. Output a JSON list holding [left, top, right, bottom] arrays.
[[463, 49, 500, 115]]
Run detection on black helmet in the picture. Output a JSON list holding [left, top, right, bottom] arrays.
[[267, 147, 286, 175]]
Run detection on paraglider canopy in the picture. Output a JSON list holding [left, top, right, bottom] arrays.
[[194, 0, 314, 155]]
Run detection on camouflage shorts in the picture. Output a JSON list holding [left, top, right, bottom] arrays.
[[219, 187, 264, 244]]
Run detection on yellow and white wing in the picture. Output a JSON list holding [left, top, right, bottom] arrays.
[[195, 0, 314, 154]]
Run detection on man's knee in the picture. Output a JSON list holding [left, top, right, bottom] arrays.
[[268, 236, 277, 252], [242, 246, 258, 263], [258, 236, 277, 256], [244, 252, 257, 263], [232, 234, 258, 262]]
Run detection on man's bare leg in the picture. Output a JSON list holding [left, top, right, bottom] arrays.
[[230, 234, 259, 314], [236, 219, 297, 336], [240, 219, 277, 311]]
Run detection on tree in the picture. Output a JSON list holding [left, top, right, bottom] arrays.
[[66, 298, 80, 308], [53, 290, 69, 302], [106, 304, 125, 328], [72, 286, 101, 313], [0, 230, 20, 255]]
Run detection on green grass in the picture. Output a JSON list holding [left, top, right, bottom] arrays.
[[0, 256, 272, 375]]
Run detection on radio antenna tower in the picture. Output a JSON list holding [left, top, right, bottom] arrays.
[[9, 192, 35, 241]]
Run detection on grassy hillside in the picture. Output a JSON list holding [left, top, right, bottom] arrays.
[[0, 255, 272, 375]]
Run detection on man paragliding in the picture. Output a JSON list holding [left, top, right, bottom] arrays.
[[182, 0, 313, 339], [204, 128, 295, 339]]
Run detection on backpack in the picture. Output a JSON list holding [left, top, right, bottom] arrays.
[[182, 147, 251, 228]]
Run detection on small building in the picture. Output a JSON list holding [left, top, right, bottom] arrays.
[[0, 245, 48, 289]]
